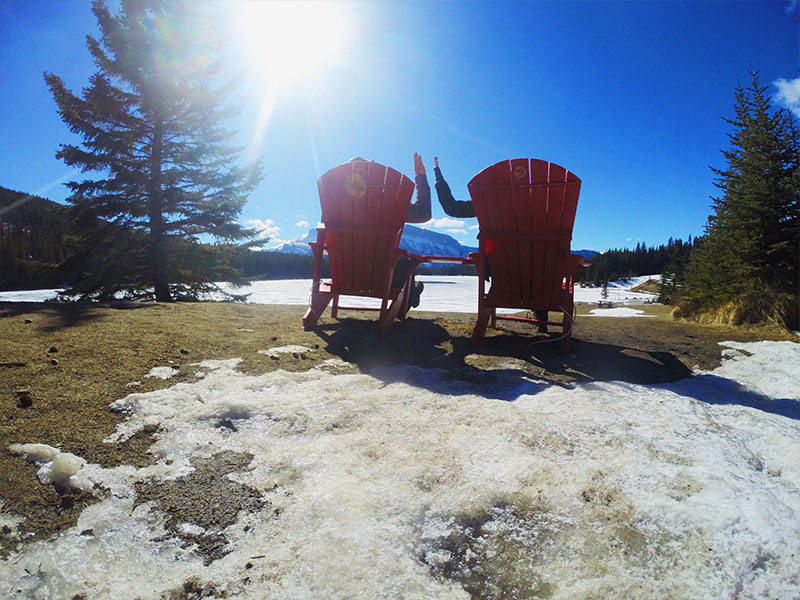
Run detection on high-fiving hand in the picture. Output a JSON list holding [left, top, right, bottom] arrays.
[[413, 152, 426, 176]]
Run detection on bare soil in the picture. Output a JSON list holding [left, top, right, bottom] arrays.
[[1, 300, 795, 554]]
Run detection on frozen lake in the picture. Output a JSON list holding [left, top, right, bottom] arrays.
[[0, 275, 660, 314]]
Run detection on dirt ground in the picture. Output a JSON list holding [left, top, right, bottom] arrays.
[[1, 300, 796, 555]]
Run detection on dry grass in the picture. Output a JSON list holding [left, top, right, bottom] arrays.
[[1, 300, 795, 551], [629, 279, 662, 294]]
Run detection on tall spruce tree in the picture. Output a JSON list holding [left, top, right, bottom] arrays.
[[45, 0, 263, 301], [684, 71, 799, 328]]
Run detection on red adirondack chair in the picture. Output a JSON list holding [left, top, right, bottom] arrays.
[[468, 158, 591, 352], [302, 161, 424, 333]]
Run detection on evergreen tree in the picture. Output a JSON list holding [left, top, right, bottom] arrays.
[[44, 0, 263, 301], [684, 71, 799, 327]]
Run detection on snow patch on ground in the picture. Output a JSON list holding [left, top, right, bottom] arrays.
[[588, 307, 654, 317], [258, 345, 313, 358], [145, 366, 178, 379], [2, 341, 799, 599], [8, 444, 92, 492]]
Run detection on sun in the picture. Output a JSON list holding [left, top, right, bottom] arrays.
[[231, 1, 353, 88]]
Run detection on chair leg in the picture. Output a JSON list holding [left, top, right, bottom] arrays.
[[396, 279, 411, 322], [378, 279, 409, 333], [472, 307, 492, 346], [561, 330, 572, 354], [535, 310, 548, 333], [303, 288, 333, 329]]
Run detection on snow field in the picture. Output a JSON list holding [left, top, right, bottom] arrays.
[[0, 274, 662, 313]]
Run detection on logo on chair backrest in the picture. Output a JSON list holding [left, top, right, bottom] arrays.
[[513, 166, 527, 179], [345, 168, 368, 199]]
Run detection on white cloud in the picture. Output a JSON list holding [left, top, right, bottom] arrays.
[[774, 77, 800, 117], [469, 224, 479, 231], [295, 220, 309, 228], [243, 218, 281, 240], [425, 217, 467, 229], [446, 229, 468, 236]]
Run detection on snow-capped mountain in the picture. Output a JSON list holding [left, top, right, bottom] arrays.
[[269, 229, 319, 255], [268, 225, 478, 258], [268, 225, 596, 259], [399, 225, 476, 257]]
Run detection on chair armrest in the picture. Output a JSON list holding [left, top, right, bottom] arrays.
[[308, 225, 326, 250], [396, 249, 426, 270], [571, 253, 592, 268], [421, 255, 474, 265]]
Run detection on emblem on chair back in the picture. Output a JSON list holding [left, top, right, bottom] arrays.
[[317, 161, 414, 296]]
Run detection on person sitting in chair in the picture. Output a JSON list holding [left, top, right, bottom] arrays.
[[347, 153, 430, 307], [430, 156, 549, 331]]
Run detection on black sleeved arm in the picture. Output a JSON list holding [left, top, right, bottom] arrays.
[[406, 173, 432, 223], [434, 167, 476, 218]]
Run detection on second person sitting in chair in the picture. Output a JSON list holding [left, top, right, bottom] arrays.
[[431, 156, 549, 332], [347, 153, 430, 307]]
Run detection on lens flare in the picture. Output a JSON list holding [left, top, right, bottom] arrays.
[[229, 1, 353, 161], [233, 1, 351, 87]]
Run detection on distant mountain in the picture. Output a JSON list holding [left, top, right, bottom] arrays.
[[574, 249, 598, 259], [270, 226, 597, 261], [399, 225, 477, 257], [268, 225, 478, 258], [269, 229, 318, 255]]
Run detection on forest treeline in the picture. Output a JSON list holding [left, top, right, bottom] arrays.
[[1, 186, 333, 290], [0, 186, 312, 290], [2, 185, 689, 292], [578, 237, 698, 288], [0, 187, 75, 290]]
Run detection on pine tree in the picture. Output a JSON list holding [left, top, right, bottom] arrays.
[[44, 0, 263, 301], [683, 71, 799, 328]]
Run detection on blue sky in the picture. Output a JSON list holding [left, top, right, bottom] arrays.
[[1, 0, 798, 253]]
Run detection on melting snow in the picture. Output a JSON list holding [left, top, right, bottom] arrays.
[[257, 345, 313, 358], [145, 366, 179, 379], [2, 340, 799, 599], [588, 307, 654, 317], [8, 444, 91, 492]]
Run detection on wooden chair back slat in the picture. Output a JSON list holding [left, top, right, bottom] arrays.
[[468, 158, 582, 310], [318, 161, 414, 298]]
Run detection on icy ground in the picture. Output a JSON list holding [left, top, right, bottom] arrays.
[[0, 274, 661, 314], [2, 338, 800, 599]]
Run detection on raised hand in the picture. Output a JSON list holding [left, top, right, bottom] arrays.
[[434, 156, 439, 169], [413, 152, 426, 176]]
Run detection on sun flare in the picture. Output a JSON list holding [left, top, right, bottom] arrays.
[[232, 1, 352, 88]]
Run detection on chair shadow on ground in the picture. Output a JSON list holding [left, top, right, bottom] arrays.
[[311, 316, 798, 419], [668, 373, 799, 420], [0, 301, 152, 331], [312, 316, 695, 401]]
